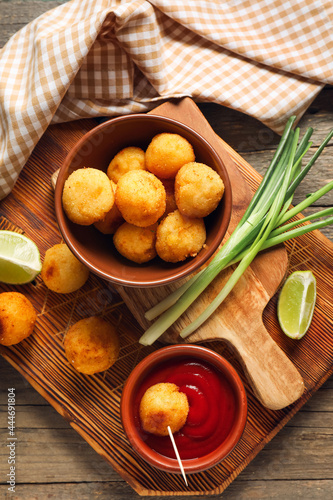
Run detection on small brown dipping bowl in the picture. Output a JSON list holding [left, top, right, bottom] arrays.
[[54, 114, 232, 287], [120, 344, 247, 474]]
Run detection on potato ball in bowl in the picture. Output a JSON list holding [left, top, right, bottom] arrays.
[[115, 170, 166, 227], [62, 168, 114, 225], [54, 114, 232, 287], [175, 162, 225, 218], [156, 210, 206, 263], [107, 146, 146, 184], [145, 132, 195, 179]]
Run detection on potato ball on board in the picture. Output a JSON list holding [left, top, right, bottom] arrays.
[[145, 133, 195, 179], [156, 210, 206, 263], [41, 243, 89, 294], [139, 382, 189, 436], [94, 180, 124, 234], [175, 162, 225, 218], [64, 316, 120, 375], [115, 170, 166, 227], [0, 292, 36, 346], [107, 146, 146, 184], [113, 222, 157, 264], [62, 167, 114, 225]]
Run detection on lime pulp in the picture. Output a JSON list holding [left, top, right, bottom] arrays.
[[0, 231, 42, 284], [277, 270, 316, 340]]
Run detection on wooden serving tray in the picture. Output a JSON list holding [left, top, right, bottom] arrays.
[[1, 99, 333, 496]]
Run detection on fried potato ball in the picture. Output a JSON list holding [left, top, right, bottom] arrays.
[[115, 170, 166, 227], [113, 222, 157, 263], [156, 210, 206, 263], [161, 178, 177, 218], [145, 133, 195, 179], [62, 167, 114, 225], [0, 292, 36, 346], [139, 382, 189, 436], [107, 146, 146, 184], [175, 162, 225, 218], [41, 243, 89, 294], [94, 180, 124, 234], [64, 316, 120, 375]]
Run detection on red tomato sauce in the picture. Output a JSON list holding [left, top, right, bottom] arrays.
[[134, 357, 237, 460]]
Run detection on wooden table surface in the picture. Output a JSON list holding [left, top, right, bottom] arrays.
[[1, 2, 332, 499]]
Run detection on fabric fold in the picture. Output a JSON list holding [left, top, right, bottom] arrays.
[[0, 0, 332, 200]]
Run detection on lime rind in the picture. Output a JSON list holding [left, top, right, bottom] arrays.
[[0, 230, 42, 285], [277, 270, 316, 340]]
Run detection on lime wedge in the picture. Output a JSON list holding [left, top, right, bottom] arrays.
[[0, 230, 42, 284], [277, 270, 316, 340]]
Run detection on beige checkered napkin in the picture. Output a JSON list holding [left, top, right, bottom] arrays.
[[0, 0, 332, 200]]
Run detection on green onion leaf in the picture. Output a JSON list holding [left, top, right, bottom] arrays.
[[139, 122, 333, 346]]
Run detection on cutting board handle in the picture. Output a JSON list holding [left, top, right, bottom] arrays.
[[222, 319, 305, 410]]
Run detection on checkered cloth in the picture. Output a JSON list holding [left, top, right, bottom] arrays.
[[0, 0, 332, 200]]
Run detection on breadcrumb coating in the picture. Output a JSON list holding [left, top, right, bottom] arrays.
[[64, 316, 120, 375], [41, 243, 89, 293], [146, 133, 195, 179], [113, 222, 157, 263], [115, 170, 166, 227], [94, 180, 124, 234], [107, 146, 146, 184], [139, 382, 189, 436], [175, 162, 224, 218], [0, 292, 36, 346], [156, 210, 206, 263], [62, 167, 114, 225]]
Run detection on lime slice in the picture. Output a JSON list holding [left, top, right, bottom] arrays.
[[277, 270, 316, 340], [0, 230, 42, 284]]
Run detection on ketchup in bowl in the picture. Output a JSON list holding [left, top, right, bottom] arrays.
[[121, 344, 247, 474], [134, 357, 236, 459]]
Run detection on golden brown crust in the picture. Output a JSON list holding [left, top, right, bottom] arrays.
[[145, 133, 195, 179], [107, 146, 146, 184], [64, 316, 120, 375], [156, 210, 206, 262], [113, 222, 157, 263], [139, 382, 189, 436], [175, 162, 224, 218], [0, 292, 37, 346], [41, 243, 89, 294], [115, 170, 166, 227], [62, 168, 114, 225], [94, 180, 124, 234]]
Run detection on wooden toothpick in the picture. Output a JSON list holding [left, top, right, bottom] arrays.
[[167, 426, 188, 486]]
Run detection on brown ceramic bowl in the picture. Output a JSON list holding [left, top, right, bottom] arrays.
[[120, 344, 247, 474], [54, 114, 232, 287]]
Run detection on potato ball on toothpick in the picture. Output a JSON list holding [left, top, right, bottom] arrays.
[[139, 382, 189, 436]]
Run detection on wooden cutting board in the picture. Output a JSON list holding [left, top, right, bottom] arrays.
[[1, 97, 333, 497], [116, 98, 304, 411]]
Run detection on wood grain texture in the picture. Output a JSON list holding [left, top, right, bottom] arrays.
[[1, 3, 333, 499], [1, 361, 332, 499], [115, 98, 304, 411], [0, 97, 333, 497]]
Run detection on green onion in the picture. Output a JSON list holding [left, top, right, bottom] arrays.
[[139, 120, 333, 346]]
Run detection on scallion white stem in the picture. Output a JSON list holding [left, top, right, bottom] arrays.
[[139, 120, 333, 346]]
